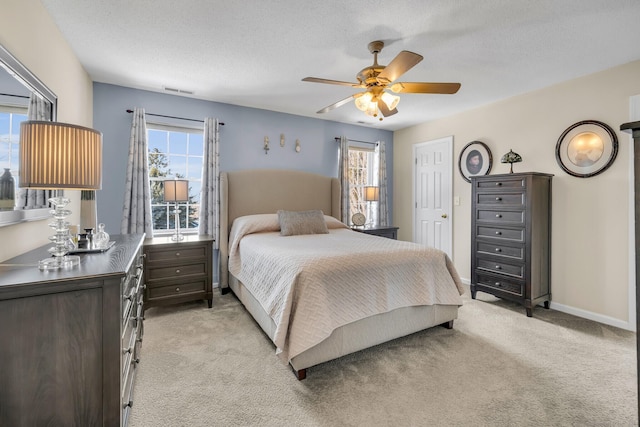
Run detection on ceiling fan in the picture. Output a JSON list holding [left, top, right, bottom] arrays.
[[302, 40, 461, 120]]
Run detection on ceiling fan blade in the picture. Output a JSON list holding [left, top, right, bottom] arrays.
[[377, 102, 398, 117], [389, 82, 461, 94], [316, 94, 362, 114], [302, 77, 363, 88], [376, 51, 423, 84]]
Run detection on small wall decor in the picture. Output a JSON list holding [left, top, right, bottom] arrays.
[[295, 139, 301, 153], [555, 120, 618, 178], [500, 149, 522, 173], [459, 141, 492, 183], [264, 136, 269, 154], [280, 133, 285, 147]]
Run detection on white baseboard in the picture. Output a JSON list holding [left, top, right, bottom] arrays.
[[459, 277, 635, 332]]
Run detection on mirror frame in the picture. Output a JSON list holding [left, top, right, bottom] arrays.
[[0, 44, 58, 227]]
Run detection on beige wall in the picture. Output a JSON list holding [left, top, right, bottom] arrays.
[[0, 0, 93, 261], [394, 60, 640, 328]]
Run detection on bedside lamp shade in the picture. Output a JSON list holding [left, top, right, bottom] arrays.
[[364, 186, 379, 202], [18, 120, 102, 271], [163, 179, 189, 203], [20, 121, 102, 190]]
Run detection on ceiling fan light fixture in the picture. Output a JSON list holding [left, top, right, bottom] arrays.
[[381, 92, 400, 110], [355, 92, 373, 112], [365, 101, 378, 117]]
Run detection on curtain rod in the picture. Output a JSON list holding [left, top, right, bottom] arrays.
[[0, 92, 29, 99], [334, 137, 377, 145], [126, 109, 224, 126]]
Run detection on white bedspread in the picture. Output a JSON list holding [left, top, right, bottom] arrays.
[[228, 214, 465, 362]]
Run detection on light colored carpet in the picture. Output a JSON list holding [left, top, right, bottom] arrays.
[[129, 289, 637, 427]]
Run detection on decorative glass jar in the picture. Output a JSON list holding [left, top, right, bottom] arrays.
[[93, 223, 110, 249]]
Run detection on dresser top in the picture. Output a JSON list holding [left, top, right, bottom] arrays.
[[0, 234, 145, 291]]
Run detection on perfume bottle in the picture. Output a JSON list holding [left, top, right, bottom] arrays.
[[93, 223, 110, 249]]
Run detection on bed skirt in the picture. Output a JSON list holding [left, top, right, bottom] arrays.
[[229, 274, 459, 374]]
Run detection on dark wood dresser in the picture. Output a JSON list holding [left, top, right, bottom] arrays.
[[470, 173, 552, 317], [143, 234, 214, 312], [352, 225, 399, 239], [0, 233, 145, 427]]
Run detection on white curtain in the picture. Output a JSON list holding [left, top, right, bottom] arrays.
[[376, 140, 389, 226], [338, 136, 350, 223], [120, 107, 153, 235], [198, 118, 220, 249], [17, 93, 57, 209]]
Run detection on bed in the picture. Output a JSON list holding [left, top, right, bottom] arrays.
[[219, 169, 464, 379]]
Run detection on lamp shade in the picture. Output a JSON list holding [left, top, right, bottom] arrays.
[[164, 179, 189, 203], [364, 186, 379, 202], [19, 121, 102, 190]]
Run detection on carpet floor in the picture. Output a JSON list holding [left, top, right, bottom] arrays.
[[129, 290, 637, 427]]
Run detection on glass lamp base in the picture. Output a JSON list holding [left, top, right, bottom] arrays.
[[38, 254, 81, 271], [170, 233, 184, 241]]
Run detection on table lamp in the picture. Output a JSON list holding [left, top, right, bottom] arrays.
[[163, 179, 189, 241], [19, 121, 102, 270], [364, 186, 379, 227]]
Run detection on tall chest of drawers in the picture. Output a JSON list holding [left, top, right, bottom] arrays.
[[470, 173, 552, 317], [0, 234, 145, 427], [143, 234, 214, 312]]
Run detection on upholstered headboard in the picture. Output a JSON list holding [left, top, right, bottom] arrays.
[[219, 169, 341, 288]]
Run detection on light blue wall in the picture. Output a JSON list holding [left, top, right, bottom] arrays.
[[93, 83, 393, 235]]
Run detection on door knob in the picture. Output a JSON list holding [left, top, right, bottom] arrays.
[[441, 213, 448, 218]]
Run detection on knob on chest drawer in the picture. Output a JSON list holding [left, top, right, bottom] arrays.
[[496, 197, 502, 201], [495, 182, 502, 186], [175, 252, 181, 257]]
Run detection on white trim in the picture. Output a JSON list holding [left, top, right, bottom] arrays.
[[550, 301, 634, 331], [458, 281, 633, 331], [412, 136, 453, 259], [628, 94, 640, 332]]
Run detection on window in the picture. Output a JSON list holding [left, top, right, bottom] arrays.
[[147, 124, 203, 235], [0, 107, 27, 180], [348, 144, 378, 225]]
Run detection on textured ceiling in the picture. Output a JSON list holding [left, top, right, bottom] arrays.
[[39, 0, 640, 131]]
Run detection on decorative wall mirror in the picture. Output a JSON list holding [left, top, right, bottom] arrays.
[[0, 44, 57, 227]]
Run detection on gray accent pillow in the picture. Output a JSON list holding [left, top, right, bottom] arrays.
[[277, 209, 329, 236]]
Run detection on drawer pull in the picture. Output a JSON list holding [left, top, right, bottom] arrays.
[[495, 214, 502, 218], [123, 347, 133, 354], [495, 231, 502, 235], [175, 287, 180, 292], [495, 197, 502, 201], [175, 252, 181, 257], [124, 400, 133, 409], [175, 269, 181, 274], [495, 265, 502, 270], [495, 182, 503, 186], [495, 248, 502, 252], [123, 294, 133, 302], [495, 282, 501, 287], [134, 358, 141, 364]]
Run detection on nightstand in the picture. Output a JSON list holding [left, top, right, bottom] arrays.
[[143, 234, 214, 312], [352, 225, 399, 240]]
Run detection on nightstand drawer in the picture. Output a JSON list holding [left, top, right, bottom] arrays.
[[475, 272, 523, 296], [477, 258, 524, 278], [476, 241, 524, 260], [476, 209, 525, 225], [147, 279, 208, 300], [146, 246, 207, 263], [476, 192, 525, 206], [476, 225, 524, 242], [146, 262, 207, 280]]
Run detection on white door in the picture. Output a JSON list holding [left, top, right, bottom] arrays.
[[413, 137, 453, 258]]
